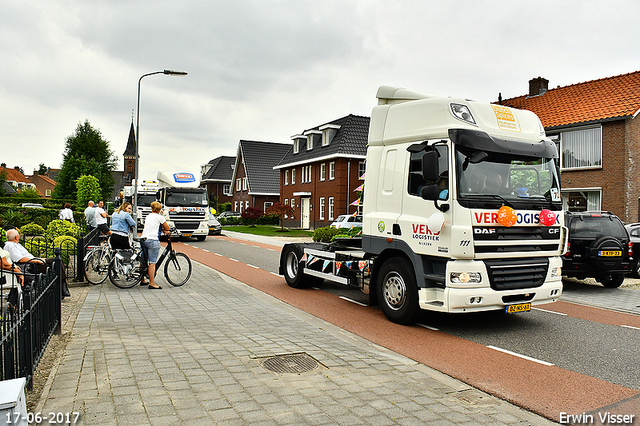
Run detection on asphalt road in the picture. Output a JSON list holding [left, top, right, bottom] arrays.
[[178, 234, 640, 421]]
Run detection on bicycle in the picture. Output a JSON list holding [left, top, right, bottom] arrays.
[[108, 229, 192, 289], [83, 235, 114, 285]]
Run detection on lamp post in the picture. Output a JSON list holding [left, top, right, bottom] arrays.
[[134, 69, 187, 221]]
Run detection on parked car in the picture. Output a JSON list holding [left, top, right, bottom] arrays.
[[330, 214, 363, 229], [218, 211, 241, 219], [624, 222, 640, 277], [21, 203, 44, 209], [563, 211, 633, 288], [208, 215, 222, 235]]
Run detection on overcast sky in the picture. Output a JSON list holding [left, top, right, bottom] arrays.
[[2, 0, 639, 186]]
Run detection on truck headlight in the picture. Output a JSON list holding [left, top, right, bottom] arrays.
[[550, 267, 561, 278], [450, 272, 481, 284]]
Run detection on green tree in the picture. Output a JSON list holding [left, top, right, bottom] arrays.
[[76, 175, 101, 208], [265, 203, 294, 232], [53, 120, 117, 201], [38, 163, 49, 175]]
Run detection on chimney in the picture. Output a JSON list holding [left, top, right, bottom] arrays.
[[1, 163, 6, 168], [13, 166, 20, 172], [529, 77, 549, 97]]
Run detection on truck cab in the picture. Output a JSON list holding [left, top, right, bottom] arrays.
[[156, 172, 210, 241]]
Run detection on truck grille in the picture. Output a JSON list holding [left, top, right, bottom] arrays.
[[473, 226, 561, 254], [483, 258, 548, 290], [174, 221, 200, 232]]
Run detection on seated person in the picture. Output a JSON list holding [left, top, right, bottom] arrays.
[[1, 247, 23, 287], [4, 229, 70, 297]]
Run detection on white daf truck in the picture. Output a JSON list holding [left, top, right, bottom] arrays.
[[156, 171, 210, 241], [123, 179, 159, 229], [279, 86, 566, 324]]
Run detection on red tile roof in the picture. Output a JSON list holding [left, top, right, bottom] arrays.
[[500, 71, 640, 129], [0, 167, 31, 184]]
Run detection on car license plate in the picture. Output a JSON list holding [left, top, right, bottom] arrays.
[[182, 233, 192, 237], [599, 250, 621, 257], [505, 303, 531, 314]]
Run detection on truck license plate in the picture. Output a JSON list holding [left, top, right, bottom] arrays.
[[505, 303, 531, 314], [599, 250, 621, 257], [182, 233, 192, 237]]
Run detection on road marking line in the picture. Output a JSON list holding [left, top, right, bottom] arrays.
[[201, 249, 210, 253], [416, 323, 439, 331], [247, 264, 260, 269], [532, 307, 567, 316], [487, 345, 554, 366], [213, 253, 223, 256], [621, 325, 640, 331], [339, 296, 367, 306], [229, 258, 239, 262], [270, 272, 281, 277]]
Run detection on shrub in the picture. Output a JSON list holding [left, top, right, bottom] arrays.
[[24, 236, 52, 259], [45, 219, 80, 241], [20, 222, 45, 236], [331, 226, 363, 241], [54, 236, 77, 266], [312, 226, 342, 242], [0, 228, 6, 245]]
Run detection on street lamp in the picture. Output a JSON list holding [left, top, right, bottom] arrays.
[[134, 69, 188, 220]]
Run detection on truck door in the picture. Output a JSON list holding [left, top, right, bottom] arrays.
[[301, 197, 310, 229]]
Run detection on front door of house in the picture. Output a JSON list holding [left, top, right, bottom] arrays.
[[301, 197, 310, 229]]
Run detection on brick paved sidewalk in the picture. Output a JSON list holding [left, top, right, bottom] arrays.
[[37, 261, 557, 425]]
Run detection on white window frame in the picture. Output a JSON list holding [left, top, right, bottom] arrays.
[[328, 197, 334, 220], [284, 170, 289, 186], [358, 161, 366, 179], [320, 163, 326, 181], [264, 201, 273, 211], [245, 201, 249, 211], [319, 197, 325, 221], [562, 188, 602, 212], [307, 135, 313, 150], [234, 201, 238, 212], [236, 178, 241, 192], [242, 177, 248, 191], [293, 139, 299, 154], [560, 126, 603, 171], [291, 168, 296, 184], [290, 198, 295, 219], [223, 184, 230, 195], [329, 162, 335, 180]]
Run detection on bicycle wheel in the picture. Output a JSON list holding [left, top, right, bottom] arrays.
[[84, 248, 110, 285], [108, 253, 143, 289], [164, 252, 192, 286]]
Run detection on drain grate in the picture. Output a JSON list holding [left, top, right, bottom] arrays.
[[255, 352, 324, 374]]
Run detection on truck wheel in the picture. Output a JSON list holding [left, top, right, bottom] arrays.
[[196, 235, 206, 241], [600, 274, 625, 288], [377, 257, 419, 325], [281, 245, 308, 288]]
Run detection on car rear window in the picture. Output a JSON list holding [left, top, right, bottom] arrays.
[[570, 217, 627, 239]]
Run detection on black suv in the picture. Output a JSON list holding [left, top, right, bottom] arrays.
[[563, 211, 632, 288]]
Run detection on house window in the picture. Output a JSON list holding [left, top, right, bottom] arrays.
[[242, 177, 248, 191], [285, 170, 289, 185], [561, 127, 602, 170], [234, 201, 238, 212], [223, 184, 230, 195], [293, 139, 299, 154], [328, 197, 334, 220], [320, 163, 326, 181], [284, 199, 289, 218], [319, 197, 325, 220], [245, 201, 249, 211], [329, 162, 335, 180], [291, 169, 296, 184], [358, 161, 366, 179], [307, 135, 313, 150], [563, 189, 601, 212], [236, 179, 241, 192], [264, 201, 273, 211]]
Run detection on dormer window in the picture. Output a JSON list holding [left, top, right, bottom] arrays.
[[319, 124, 340, 147], [303, 130, 321, 151], [291, 134, 305, 154]]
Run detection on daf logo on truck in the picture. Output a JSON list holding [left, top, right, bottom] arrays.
[[279, 86, 566, 325]]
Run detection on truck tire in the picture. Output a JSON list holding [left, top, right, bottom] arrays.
[[281, 244, 308, 288], [377, 257, 419, 325], [600, 274, 625, 288]]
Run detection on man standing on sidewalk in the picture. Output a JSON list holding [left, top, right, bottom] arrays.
[[84, 200, 97, 232], [94, 200, 110, 236]]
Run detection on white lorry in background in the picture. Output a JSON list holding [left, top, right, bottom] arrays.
[[280, 86, 567, 324], [123, 179, 159, 229], [156, 171, 210, 241]]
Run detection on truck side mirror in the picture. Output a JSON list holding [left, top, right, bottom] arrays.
[[422, 151, 439, 181], [421, 184, 440, 200]]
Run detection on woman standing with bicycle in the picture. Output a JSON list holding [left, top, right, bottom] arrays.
[[110, 202, 136, 249], [141, 201, 170, 289]]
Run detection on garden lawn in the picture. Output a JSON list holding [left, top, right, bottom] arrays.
[[222, 225, 313, 238]]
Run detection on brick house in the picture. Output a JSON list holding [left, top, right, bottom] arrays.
[[230, 140, 291, 214], [274, 115, 369, 230], [26, 171, 57, 197], [499, 72, 640, 222], [200, 156, 235, 211], [0, 164, 36, 192]]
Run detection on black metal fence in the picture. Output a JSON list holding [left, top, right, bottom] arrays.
[[76, 228, 101, 283], [0, 253, 62, 389], [19, 232, 87, 282]]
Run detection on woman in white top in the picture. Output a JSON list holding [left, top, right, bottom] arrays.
[[141, 201, 170, 289], [59, 203, 75, 222]]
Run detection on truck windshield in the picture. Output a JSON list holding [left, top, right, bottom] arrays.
[[166, 191, 208, 207], [137, 194, 156, 207], [456, 148, 561, 209]]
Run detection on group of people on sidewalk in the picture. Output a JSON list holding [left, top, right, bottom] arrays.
[[83, 199, 170, 289]]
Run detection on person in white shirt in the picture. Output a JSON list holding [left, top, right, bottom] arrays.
[[4, 229, 70, 297], [59, 203, 74, 222], [141, 201, 170, 289], [84, 200, 97, 231], [94, 200, 110, 235]]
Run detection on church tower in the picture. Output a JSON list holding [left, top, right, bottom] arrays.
[[123, 121, 136, 186]]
